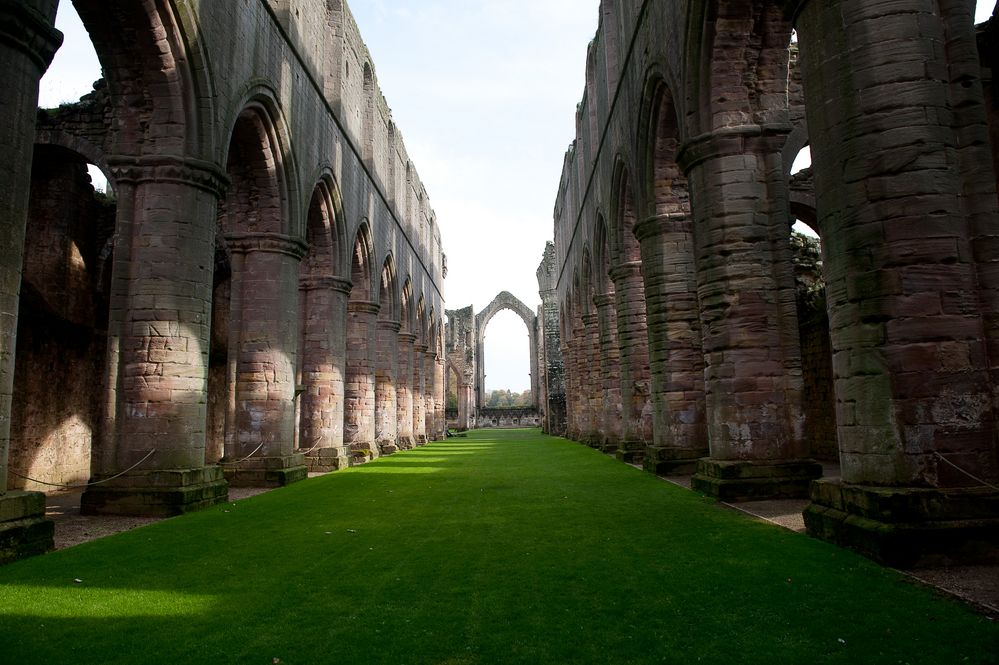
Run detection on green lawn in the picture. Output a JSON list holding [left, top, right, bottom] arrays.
[[1, 429, 997, 664]]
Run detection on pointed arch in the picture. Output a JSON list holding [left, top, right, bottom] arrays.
[[74, 0, 215, 156], [400, 277, 413, 333], [218, 101, 291, 236], [593, 214, 614, 297], [639, 75, 689, 220], [684, 0, 792, 136], [609, 160, 640, 266], [349, 222, 374, 302], [378, 254, 398, 322]]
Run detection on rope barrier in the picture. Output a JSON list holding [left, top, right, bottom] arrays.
[[219, 442, 264, 466], [933, 451, 999, 492], [8, 450, 156, 490]]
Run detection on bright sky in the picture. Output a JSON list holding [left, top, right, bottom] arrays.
[[38, 1, 997, 393]]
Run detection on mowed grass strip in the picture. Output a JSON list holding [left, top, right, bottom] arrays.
[[1, 429, 997, 664]]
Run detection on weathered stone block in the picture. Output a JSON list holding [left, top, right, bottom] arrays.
[[805, 479, 999, 568], [0, 492, 53, 565], [80, 467, 229, 517], [691, 458, 822, 501]]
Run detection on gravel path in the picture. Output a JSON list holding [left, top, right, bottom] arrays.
[[45, 487, 273, 550]]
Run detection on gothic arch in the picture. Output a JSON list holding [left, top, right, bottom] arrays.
[[74, 0, 216, 157], [474, 291, 540, 412]]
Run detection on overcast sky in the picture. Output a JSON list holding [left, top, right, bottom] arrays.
[[38, 1, 996, 393]]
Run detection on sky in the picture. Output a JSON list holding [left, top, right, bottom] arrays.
[[37, 1, 997, 393]]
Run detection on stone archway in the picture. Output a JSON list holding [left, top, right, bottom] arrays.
[[474, 291, 539, 414]]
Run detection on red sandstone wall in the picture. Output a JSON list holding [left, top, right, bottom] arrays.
[[9, 149, 114, 490]]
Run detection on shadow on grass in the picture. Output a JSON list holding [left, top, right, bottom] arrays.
[[1, 429, 997, 664]]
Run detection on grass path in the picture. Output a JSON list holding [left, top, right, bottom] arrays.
[[1, 429, 997, 664]]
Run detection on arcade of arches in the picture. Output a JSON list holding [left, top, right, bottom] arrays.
[[2, 0, 999, 572], [541, 0, 999, 568], [1, 0, 445, 562]]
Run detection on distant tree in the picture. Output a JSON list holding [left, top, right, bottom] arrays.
[[484, 389, 532, 408]]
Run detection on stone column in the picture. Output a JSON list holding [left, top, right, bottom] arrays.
[[345, 300, 379, 460], [79, 157, 232, 514], [790, 0, 999, 566], [423, 349, 436, 440], [427, 352, 446, 441], [581, 312, 602, 447], [219, 233, 307, 487], [0, 0, 60, 561], [412, 342, 428, 444], [396, 331, 416, 448], [593, 293, 621, 451], [374, 319, 400, 454], [569, 320, 587, 441], [433, 356, 446, 440], [300, 276, 351, 472], [635, 213, 708, 474], [457, 377, 474, 430], [609, 261, 652, 462], [560, 340, 579, 440], [539, 295, 566, 436], [677, 125, 820, 501]]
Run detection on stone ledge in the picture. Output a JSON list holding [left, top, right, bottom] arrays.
[[0, 492, 54, 564], [643, 446, 709, 475], [0, 515, 54, 565], [305, 446, 351, 473], [615, 438, 646, 464], [224, 455, 308, 487], [0, 490, 46, 522], [691, 458, 822, 501], [80, 477, 228, 517], [805, 479, 999, 568]]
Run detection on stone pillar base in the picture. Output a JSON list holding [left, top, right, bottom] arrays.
[[397, 436, 415, 450], [223, 454, 307, 487], [81, 467, 228, 517], [615, 440, 645, 464], [377, 440, 400, 456], [0, 492, 54, 565], [599, 436, 619, 454], [691, 458, 822, 501], [804, 479, 999, 568], [580, 432, 602, 449], [305, 447, 351, 473], [415, 435, 427, 446], [643, 447, 710, 475]]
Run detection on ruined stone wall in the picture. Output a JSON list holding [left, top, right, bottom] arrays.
[[9, 149, 114, 490], [1, 0, 446, 526], [550, 0, 999, 565], [536, 242, 565, 436]]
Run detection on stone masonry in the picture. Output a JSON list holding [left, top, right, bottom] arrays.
[[1, 0, 445, 562], [545, 0, 999, 567], [444, 291, 541, 430]]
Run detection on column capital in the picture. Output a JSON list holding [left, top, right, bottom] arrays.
[[377, 319, 402, 333], [299, 275, 352, 293], [413, 343, 428, 354], [398, 332, 418, 345], [347, 300, 380, 315], [676, 123, 792, 174], [107, 154, 230, 197], [608, 261, 642, 283], [225, 232, 308, 260], [0, 0, 62, 73], [633, 213, 692, 242]]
